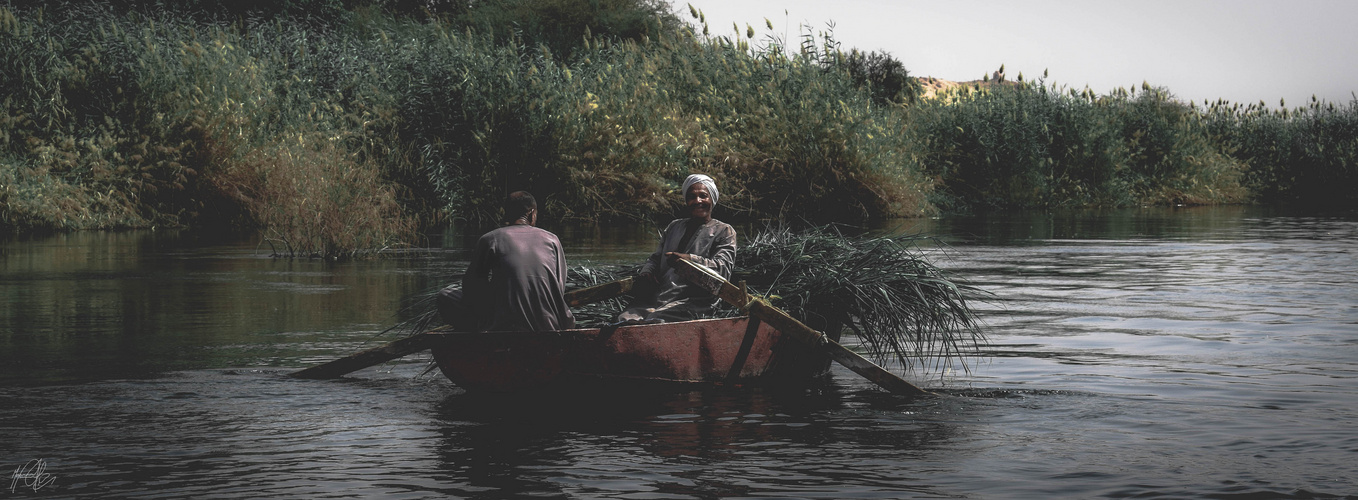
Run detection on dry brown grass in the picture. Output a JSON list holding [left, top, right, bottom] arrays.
[[214, 134, 415, 259]]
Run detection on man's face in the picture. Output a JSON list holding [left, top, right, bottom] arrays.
[[686, 184, 712, 220]]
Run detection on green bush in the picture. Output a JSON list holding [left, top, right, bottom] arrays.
[[372, 15, 934, 224], [0, 4, 415, 254]]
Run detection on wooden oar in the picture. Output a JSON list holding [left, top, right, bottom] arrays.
[[671, 258, 933, 396], [290, 277, 635, 379], [290, 332, 439, 379]]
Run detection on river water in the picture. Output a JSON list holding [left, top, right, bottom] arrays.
[[2, 207, 1355, 498]]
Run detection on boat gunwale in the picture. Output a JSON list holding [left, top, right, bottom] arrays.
[[420, 315, 760, 340], [425, 315, 833, 391]]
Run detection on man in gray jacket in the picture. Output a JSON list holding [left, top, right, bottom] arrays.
[[618, 174, 736, 323]]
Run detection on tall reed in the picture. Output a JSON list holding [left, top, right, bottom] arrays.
[[1203, 96, 1358, 208]]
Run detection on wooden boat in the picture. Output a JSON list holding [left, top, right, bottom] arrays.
[[426, 317, 831, 393], [293, 260, 930, 396]]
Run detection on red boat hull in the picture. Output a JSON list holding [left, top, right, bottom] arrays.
[[427, 317, 828, 392]]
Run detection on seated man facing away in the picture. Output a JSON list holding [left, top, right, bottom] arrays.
[[618, 174, 736, 323], [437, 191, 575, 332]]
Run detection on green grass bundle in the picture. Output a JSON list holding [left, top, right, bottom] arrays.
[[735, 224, 988, 373]]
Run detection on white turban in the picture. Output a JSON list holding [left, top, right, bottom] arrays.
[[682, 174, 719, 205]]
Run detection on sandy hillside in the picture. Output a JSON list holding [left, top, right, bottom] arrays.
[[918, 70, 1022, 99]]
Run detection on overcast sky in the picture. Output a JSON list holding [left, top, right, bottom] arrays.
[[682, 0, 1357, 108]]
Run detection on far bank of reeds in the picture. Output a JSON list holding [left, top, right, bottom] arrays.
[[916, 77, 1356, 212], [1202, 96, 1358, 208], [913, 79, 1249, 211], [2, 4, 1355, 256]]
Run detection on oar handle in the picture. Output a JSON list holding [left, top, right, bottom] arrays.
[[671, 258, 933, 396], [290, 332, 435, 379]]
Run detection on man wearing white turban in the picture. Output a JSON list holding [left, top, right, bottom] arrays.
[[682, 174, 719, 206], [618, 174, 737, 323]]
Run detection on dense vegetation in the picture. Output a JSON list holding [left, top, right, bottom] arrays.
[[2, 1, 1354, 257]]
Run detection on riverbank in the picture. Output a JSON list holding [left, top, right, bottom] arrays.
[[3, 3, 1354, 256]]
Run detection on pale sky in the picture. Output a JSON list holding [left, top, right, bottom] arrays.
[[683, 0, 1358, 108]]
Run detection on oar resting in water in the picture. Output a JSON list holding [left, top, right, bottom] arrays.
[[289, 278, 634, 379]]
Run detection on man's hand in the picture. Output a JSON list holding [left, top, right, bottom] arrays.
[[664, 252, 691, 264]]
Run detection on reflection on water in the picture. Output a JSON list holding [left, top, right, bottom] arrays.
[[0, 231, 442, 385], [2, 206, 1357, 498], [912, 205, 1270, 244]]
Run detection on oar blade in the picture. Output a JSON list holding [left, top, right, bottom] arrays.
[[821, 341, 932, 396]]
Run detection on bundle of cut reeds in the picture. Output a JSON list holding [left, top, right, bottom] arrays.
[[734, 224, 988, 374]]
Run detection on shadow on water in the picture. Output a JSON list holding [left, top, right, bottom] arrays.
[[0, 229, 446, 386], [876, 205, 1281, 245], [423, 380, 984, 498]]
